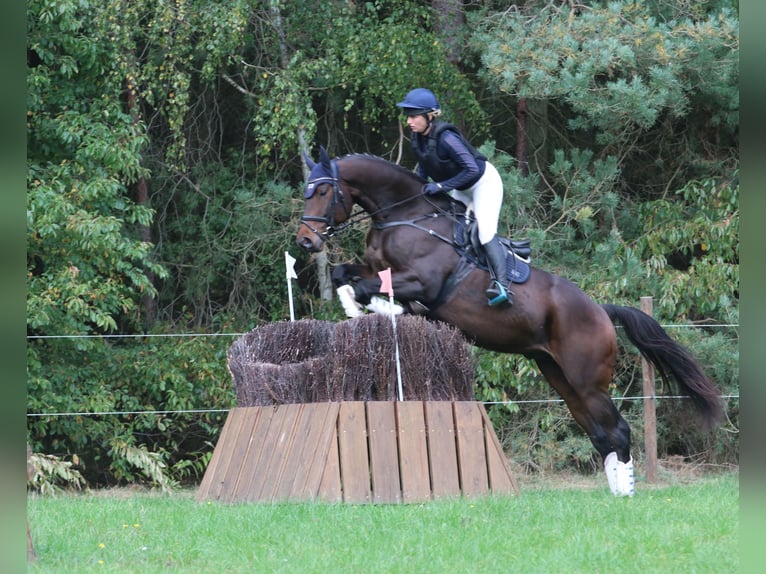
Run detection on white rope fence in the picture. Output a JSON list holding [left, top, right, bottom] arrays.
[[26, 395, 741, 419], [24, 323, 741, 340], [26, 323, 739, 419]]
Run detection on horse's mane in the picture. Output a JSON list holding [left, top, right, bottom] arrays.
[[340, 153, 426, 185]]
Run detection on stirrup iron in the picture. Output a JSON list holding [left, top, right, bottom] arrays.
[[486, 279, 509, 306]]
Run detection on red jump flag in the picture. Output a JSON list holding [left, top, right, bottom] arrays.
[[378, 268, 394, 297]]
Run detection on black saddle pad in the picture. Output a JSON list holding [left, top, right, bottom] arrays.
[[504, 252, 531, 284]]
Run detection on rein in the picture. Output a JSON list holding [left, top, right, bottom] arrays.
[[371, 212, 455, 245], [330, 194, 458, 248], [302, 162, 456, 244]]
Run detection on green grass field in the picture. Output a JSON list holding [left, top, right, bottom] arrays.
[[27, 472, 738, 574]]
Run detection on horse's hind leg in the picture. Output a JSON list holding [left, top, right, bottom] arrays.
[[583, 393, 634, 497], [534, 355, 634, 496]]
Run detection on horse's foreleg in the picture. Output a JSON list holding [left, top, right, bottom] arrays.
[[332, 264, 372, 318], [331, 263, 372, 288], [332, 264, 405, 318], [571, 395, 633, 497]]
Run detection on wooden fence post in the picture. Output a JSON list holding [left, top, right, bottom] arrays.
[[640, 296, 658, 483]]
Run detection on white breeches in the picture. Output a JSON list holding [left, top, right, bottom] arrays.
[[449, 161, 504, 245]]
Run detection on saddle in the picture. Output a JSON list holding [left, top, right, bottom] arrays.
[[453, 210, 532, 285]]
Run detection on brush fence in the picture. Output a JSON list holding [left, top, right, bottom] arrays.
[[227, 315, 476, 405], [197, 316, 518, 504], [196, 400, 519, 504]]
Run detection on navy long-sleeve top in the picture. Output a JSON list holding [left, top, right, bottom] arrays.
[[411, 122, 486, 191]]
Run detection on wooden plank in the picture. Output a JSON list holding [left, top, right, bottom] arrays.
[[196, 407, 238, 502], [272, 404, 313, 500], [205, 407, 251, 501], [228, 406, 274, 502], [453, 402, 489, 497], [338, 402, 371, 503], [479, 405, 520, 496], [366, 402, 401, 503], [211, 407, 261, 502], [255, 403, 302, 502], [395, 401, 431, 503], [424, 401, 460, 499], [292, 402, 341, 501], [317, 423, 343, 502]]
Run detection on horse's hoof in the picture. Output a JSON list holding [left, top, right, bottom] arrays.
[[409, 300, 430, 314]]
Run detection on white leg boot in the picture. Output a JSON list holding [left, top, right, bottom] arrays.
[[336, 285, 364, 318], [614, 457, 635, 497], [604, 452, 619, 495], [365, 296, 404, 317]]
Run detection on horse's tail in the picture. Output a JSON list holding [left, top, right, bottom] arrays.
[[601, 304, 724, 428]]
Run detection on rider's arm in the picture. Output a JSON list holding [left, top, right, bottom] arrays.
[[434, 131, 482, 191]]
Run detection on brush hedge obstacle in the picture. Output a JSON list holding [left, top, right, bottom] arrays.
[[228, 314, 475, 405]]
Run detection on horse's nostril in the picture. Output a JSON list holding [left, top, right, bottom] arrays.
[[297, 236, 313, 251]]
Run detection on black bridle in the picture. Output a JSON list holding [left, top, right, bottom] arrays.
[[300, 158, 456, 245], [299, 159, 354, 243]]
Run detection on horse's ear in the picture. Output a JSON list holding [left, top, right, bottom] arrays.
[[319, 146, 331, 168], [302, 149, 316, 170]]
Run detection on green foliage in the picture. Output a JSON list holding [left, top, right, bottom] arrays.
[[154, 171, 306, 327], [635, 177, 739, 321], [27, 161, 164, 337], [244, 0, 489, 161], [27, 334, 235, 487], [108, 439, 177, 492], [28, 452, 87, 495], [27, 0, 168, 337], [473, 0, 738, 146], [318, 1, 487, 133]]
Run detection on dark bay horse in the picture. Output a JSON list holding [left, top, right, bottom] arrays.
[[295, 148, 723, 496]]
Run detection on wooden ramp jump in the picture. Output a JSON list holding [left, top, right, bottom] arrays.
[[196, 401, 519, 504]]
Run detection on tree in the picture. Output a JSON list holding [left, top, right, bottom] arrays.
[[27, 0, 167, 338], [469, 0, 737, 292]]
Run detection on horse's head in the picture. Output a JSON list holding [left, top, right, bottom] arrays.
[[296, 147, 354, 252], [297, 149, 438, 253]]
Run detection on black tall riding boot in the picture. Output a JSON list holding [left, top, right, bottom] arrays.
[[483, 235, 513, 306]]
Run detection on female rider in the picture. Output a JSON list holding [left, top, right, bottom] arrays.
[[396, 88, 511, 306]]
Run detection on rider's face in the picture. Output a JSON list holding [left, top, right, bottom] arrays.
[[406, 114, 431, 135]]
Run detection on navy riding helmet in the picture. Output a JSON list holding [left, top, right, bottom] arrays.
[[396, 88, 440, 117]]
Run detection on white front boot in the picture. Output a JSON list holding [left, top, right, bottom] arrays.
[[365, 296, 404, 317], [336, 285, 364, 318]]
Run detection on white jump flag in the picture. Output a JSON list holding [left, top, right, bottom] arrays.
[[285, 251, 297, 321], [378, 268, 404, 401]]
